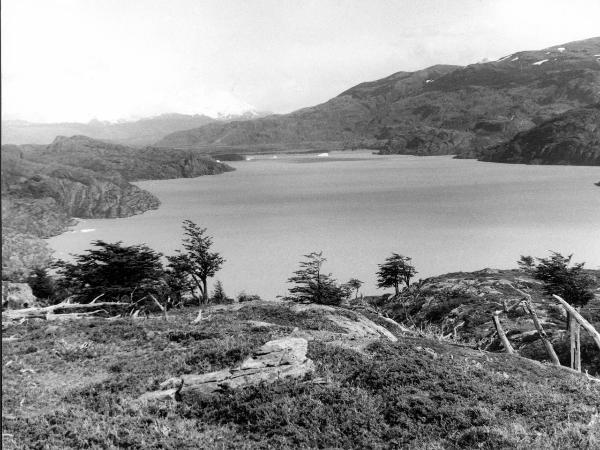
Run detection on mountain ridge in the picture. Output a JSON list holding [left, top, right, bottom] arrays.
[[156, 37, 600, 163]]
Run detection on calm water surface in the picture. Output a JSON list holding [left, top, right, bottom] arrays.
[[47, 152, 600, 299]]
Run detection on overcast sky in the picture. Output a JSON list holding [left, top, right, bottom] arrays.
[[2, 0, 600, 123]]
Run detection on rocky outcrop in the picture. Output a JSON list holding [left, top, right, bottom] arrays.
[[383, 268, 600, 372], [157, 37, 600, 158], [480, 104, 600, 165], [139, 337, 314, 401], [289, 303, 398, 342], [1, 136, 233, 280], [37, 136, 233, 181]]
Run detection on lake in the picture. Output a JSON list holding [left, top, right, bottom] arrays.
[[47, 151, 600, 300]]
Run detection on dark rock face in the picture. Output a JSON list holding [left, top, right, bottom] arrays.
[[157, 37, 600, 157], [480, 104, 600, 165], [1, 136, 233, 279]]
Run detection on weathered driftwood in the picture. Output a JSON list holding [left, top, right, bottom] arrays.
[[509, 287, 561, 366], [193, 309, 211, 324], [492, 312, 515, 354], [148, 294, 169, 321], [553, 295, 600, 351], [2, 302, 130, 321], [523, 301, 561, 366]]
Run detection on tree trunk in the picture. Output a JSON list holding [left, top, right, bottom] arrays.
[[574, 317, 581, 372], [492, 313, 515, 354], [523, 301, 560, 366], [394, 282, 399, 296], [553, 295, 600, 352], [202, 278, 208, 304], [569, 307, 581, 372]]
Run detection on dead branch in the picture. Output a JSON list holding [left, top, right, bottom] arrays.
[[492, 312, 515, 354], [2, 302, 130, 321], [553, 295, 600, 351], [193, 309, 211, 324], [90, 294, 104, 304], [522, 301, 561, 366], [510, 287, 561, 366], [571, 314, 581, 372], [148, 294, 169, 321]]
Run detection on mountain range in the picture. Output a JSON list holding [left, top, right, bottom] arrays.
[[155, 37, 600, 164], [1, 111, 269, 147]]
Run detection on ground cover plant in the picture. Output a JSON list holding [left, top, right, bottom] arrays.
[[3, 302, 599, 449]]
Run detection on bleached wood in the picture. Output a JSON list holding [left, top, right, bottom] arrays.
[[553, 295, 600, 351], [492, 312, 515, 354]]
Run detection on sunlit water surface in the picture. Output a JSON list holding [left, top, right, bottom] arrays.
[[47, 152, 600, 299]]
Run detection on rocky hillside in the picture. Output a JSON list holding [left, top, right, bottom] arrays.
[[372, 268, 600, 374], [157, 37, 600, 159], [477, 103, 600, 165], [1, 137, 233, 280], [2, 301, 599, 448], [1, 114, 215, 146]]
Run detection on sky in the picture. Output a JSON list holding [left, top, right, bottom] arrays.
[[2, 0, 600, 123]]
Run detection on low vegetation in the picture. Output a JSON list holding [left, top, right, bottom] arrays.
[[3, 216, 599, 448], [3, 303, 599, 449]]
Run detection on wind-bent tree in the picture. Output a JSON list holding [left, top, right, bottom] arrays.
[[26, 267, 56, 300], [347, 278, 363, 299], [167, 220, 224, 304], [518, 251, 596, 371], [376, 253, 417, 295], [286, 251, 348, 305], [525, 252, 595, 308], [54, 240, 164, 303]]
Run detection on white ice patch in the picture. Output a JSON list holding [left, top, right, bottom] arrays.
[[511, 57, 519, 61], [497, 55, 511, 62], [557, 47, 566, 53], [532, 59, 548, 66], [595, 54, 600, 57], [216, 159, 221, 163], [425, 79, 433, 83], [81, 229, 95, 233], [317, 153, 329, 157]]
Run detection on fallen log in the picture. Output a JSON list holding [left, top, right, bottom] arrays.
[[2, 302, 131, 321]]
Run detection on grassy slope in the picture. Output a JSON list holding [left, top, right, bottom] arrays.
[[3, 302, 599, 449]]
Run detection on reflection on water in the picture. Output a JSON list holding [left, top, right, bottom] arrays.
[[47, 152, 600, 299]]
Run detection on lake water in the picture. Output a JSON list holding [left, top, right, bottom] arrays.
[[47, 152, 600, 299]]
